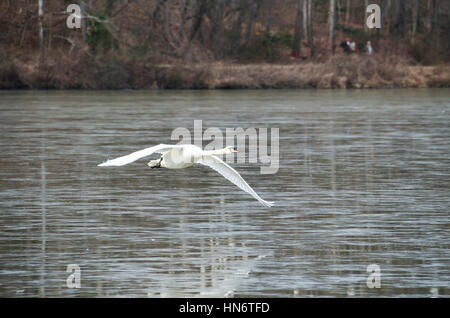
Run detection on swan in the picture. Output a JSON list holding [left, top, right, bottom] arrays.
[[98, 144, 274, 207]]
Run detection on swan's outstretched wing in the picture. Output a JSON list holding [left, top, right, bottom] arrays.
[[198, 155, 274, 207], [98, 144, 184, 167]]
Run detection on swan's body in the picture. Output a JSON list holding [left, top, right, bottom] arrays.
[[98, 144, 274, 207]]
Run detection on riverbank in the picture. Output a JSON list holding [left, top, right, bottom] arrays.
[[1, 53, 449, 90]]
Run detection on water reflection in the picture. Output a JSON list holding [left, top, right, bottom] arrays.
[[0, 89, 448, 297]]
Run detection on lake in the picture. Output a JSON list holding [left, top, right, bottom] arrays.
[[0, 89, 448, 297]]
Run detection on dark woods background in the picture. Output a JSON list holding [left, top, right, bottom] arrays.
[[1, 0, 449, 89]]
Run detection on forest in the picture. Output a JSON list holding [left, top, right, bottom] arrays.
[[1, 0, 449, 89]]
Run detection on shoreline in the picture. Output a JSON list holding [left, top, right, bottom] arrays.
[[2, 56, 449, 90]]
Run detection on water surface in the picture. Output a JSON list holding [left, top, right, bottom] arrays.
[[0, 89, 448, 297]]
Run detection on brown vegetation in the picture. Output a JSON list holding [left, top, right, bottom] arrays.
[[3, 49, 448, 89], [0, 0, 449, 89]]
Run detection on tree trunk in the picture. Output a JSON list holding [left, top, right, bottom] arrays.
[[329, 0, 336, 54], [336, 0, 340, 22], [230, 0, 236, 28], [364, 0, 369, 33], [265, 0, 273, 34], [180, 0, 189, 36], [164, 1, 170, 53], [244, 1, 259, 46], [105, 0, 115, 17], [345, 0, 350, 24], [182, 0, 207, 57], [303, 0, 308, 38], [381, 0, 390, 32], [80, 0, 87, 42], [38, 0, 45, 70], [230, 0, 243, 52], [391, 0, 406, 36], [430, 0, 438, 37], [210, 0, 225, 57], [307, 0, 314, 56], [411, 0, 419, 44], [292, 0, 303, 58]]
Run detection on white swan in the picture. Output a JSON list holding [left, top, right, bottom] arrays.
[[98, 144, 274, 207]]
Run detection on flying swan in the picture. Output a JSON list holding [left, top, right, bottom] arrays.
[[98, 144, 274, 207]]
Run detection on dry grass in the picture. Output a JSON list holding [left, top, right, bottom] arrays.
[[2, 51, 449, 89], [203, 55, 450, 89]]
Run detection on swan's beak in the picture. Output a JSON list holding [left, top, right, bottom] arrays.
[[231, 148, 237, 153]]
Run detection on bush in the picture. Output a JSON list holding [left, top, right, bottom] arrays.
[[234, 31, 293, 62], [87, 15, 118, 53], [0, 55, 26, 89], [154, 65, 211, 89]]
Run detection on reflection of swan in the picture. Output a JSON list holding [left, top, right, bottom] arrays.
[[98, 144, 274, 207]]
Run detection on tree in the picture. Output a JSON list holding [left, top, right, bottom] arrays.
[[229, 0, 244, 53], [164, 1, 171, 53], [301, 0, 314, 57], [183, 0, 208, 57], [292, 0, 303, 58], [265, 0, 274, 34], [180, 0, 189, 37], [364, 0, 369, 33], [411, 0, 419, 44], [208, 0, 225, 57], [80, 0, 87, 42], [303, 0, 307, 38], [345, 0, 351, 24], [329, 0, 336, 54], [430, 0, 438, 37], [306, 0, 314, 56], [244, 1, 260, 46], [391, 0, 406, 36], [38, 0, 45, 69], [381, 0, 390, 32]]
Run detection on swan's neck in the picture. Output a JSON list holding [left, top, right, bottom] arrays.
[[202, 148, 228, 156]]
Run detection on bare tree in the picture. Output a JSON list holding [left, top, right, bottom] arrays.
[[329, 0, 336, 54], [229, 0, 244, 52], [105, 0, 116, 17], [381, 0, 391, 32], [411, 0, 419, 44], [303, 0, 307, 38], [183, 0, 208, 57], [430, 0, 438, 37], [345, 0, 351, 24], [292, 0, 303, 58], [391, 0, 406, 36], [164, 1, 171, 53], [207, 0, 225, 57], [80, 0, 87, 42], [364, 0, 369, 33], [265, 0, 274, 34], [307, 0, 314, 56], [38, 0, 45, 69], [179, 0, 189, 36], [244, 1, 260, 46]]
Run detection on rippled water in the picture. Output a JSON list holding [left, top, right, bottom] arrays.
[[0, 89, 448, 298]]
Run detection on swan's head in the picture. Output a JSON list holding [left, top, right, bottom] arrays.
[[224, 146, 238, 154]]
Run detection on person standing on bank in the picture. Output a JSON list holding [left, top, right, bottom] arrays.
[[366, 41, 373, 55]]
